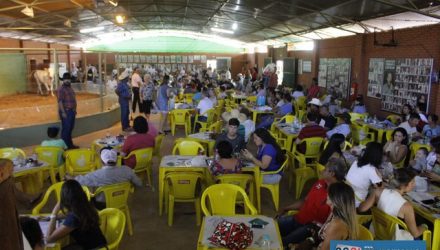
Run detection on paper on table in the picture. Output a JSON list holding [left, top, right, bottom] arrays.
[[407, 191, 435, 203]]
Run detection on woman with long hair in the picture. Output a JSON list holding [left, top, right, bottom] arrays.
[[210, 140, 243, 176], [242, 128, 285, 184], [317, 182, 358, 249], [319, 133, 346, 166], [358, 168, 428, 238], [46, 180, 106, 249], [383, 127, 409, 165], [346, 142, 383, 207]]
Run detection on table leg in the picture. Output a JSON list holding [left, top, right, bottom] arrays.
[[432, 219, 440, 250], [208, 141, 215, 157], [158, 168, 165, 216], [378, 130, 384, 143], [253, 112, 257, 124]]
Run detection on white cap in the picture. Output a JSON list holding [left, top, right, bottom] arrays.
[[100, 148, 118, 164], [308, 98, 322, 107]]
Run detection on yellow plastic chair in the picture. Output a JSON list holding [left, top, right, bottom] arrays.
[[183, 93, 194, 104], [170, 109, 191, 136], [246, 96, 257, 103], [216, 174, 255, 205], [385, 129, 393, 142], [296, 96, 307, 111], [200, 120, 223, 133], [0, 147, 26, 159], [34, 146, 64, 184], [371, 207, 431, 243], [296, 110, 306, 123], [323, 140, 353, 151], [172, 140, 205, 156], [164, 172, 204, 226], [358, 224, 374, 240], [201, 184, 257, 216], [292, 137, 324, 168], [64, 148, 96, 176], [259, 157, 288, 211], [387, 114, 401, 125], [351, 123, 375, 145], [98, 208, 126, 250], [122, 148, 153, 187], [349, 112, 367, 122], [94, 182, 134, 236], [194, 108, 216, 133], [315, 163, 326, 179], [153, 133, 165, 160], [32, 182, 91, 215], [432, 219, 440, 250]]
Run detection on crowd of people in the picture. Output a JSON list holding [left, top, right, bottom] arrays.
[[3, 62, 440, 250]]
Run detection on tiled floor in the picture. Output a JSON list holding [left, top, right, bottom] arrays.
[[19, 112, 301, 250]]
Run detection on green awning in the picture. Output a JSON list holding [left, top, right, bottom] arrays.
[[87, 36, 244, 53]]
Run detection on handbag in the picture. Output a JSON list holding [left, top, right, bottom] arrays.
[[208, 220, 253, 250]]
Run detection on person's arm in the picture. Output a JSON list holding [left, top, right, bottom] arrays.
[[357, 188, 382, 213], [401, 202, 426, 238], [426, 171, 440, 182], [389, 145, 407, 164], [46, 203, 74, 243], [318, 221, 347, 250], [129, 168, 143, 187], [242, 149, 272, 170]]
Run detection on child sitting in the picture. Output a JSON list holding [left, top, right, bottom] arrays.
[[41, 126, 67, 149], [409, 148, 428, 173]]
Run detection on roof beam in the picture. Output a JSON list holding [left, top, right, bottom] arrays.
[[375, 0, 440, 19], [203, 0, 229, 28]]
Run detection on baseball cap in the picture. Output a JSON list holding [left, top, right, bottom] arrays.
[[100, 147, 118, 164]]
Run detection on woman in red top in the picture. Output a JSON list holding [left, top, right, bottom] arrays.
[[122, 116, 155, 168]]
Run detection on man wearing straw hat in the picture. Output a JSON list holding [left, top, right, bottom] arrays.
[[115, 69, 132, 131]]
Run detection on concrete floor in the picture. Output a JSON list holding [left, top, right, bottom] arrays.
[[19, 112, 302, 250]]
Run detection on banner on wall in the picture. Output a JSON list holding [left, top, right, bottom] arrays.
[[318, 58, 351, 99], [367, 58, 433, 113]]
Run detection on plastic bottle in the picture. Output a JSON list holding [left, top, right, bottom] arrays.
[[261, 234, 271, 250]]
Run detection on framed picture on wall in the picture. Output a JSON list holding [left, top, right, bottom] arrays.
[[165, 56, 170, 63], [194, 55, 201, 61], [201, 55, 207, 63], [127, 55, 133, 63], [158, 56, 163, 63], [182, 56, 188, 63], [302, 60, 312, 73], [188, 56, 194, 63], [170, 55, 176, 63], [151, 55, 157, 63]]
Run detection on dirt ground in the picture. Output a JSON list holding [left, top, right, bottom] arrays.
[[0, 93, 100, 110]]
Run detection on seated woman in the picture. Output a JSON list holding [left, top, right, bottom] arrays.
[[351, 94, 367, 114], [400, 104, 413, 123], [122, 116, 155, 168], [242, 128, 285, 184], [319, 133, 346, 166], [383, 127, 409, 165], [346, 142, 383, 208], [210, 140, 243, 176], [358, 169, 428, 238], [317, 182, 358, 250], [46, 180, 107, 249]]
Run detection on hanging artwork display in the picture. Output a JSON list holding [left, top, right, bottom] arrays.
[[382, 58, 433, 113], [318, 58, 351, 99], [367, 58, 384, 98]]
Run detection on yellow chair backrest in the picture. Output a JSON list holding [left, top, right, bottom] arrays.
[[98, 208, 126, 250], [315, 163, 326, 178], [184, 93, 194, 104], [204, 108, 216, 123], [0, 147, 26, 160], [216, 174, 254, 195], [433, 219, 440, 250], [65, 149, 96, 175], [296, 110, 306, 123], [296, 96, 307, 110], [246, 96, 257, 103], [202, 120, 223, 133], [34, 146, 64, 166], [409, 143, 431, 161], [124, 147, 153, 172], [201, 183, 257, 216], [32, 182, 91, 214], [323, 140, 352, 151], [154, 134, 165, 158], [357, 224, 374, 240], [387, 114, 401, 125], [280, 115, 295, 124], [297, 137, 324, 157], [349, 112, 366, 122], [166, 172, 204, 199], [172, 140, 205, 156], [94, 182, 132, 210], [371, 207, 408, 240], [385, 129, 393, 142], [170, 109, 190, 124], [217, 99, 225, 108]]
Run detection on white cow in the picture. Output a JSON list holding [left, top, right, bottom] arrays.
[[32, 68, 54, 96]]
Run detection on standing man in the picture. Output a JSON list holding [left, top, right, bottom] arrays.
[[115, 69, 131, 131], [57, 72, 78, 149], [0, 159, 24, 250], [131, 67, 143, 117]]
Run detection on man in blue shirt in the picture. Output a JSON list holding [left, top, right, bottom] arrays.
[[256, 93, 293, 129], [115, 70, 132, 131]]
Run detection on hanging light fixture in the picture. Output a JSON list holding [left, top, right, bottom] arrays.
[[108, 0, 118, 6], [64, 19, 72, 28], [21, 6, 34, 18], [116, 15, 125, 24]]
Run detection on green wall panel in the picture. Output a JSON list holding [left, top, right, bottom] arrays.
[[0, 53, 27, 96], [88, 36, 244, 53]]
